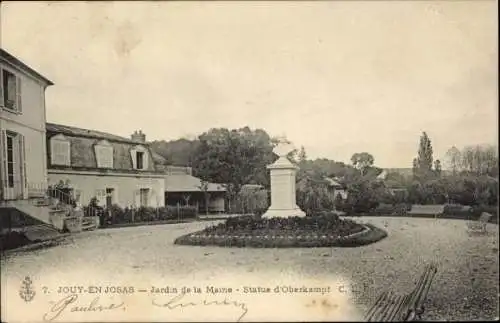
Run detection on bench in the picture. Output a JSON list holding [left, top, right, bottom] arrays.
[[467, 212, 492, 234], [365, 262, 438, 322]]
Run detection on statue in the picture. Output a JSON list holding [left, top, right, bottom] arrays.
[[262, 137, 306, 218]]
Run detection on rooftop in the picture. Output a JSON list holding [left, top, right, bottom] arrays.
[[165, 174, 226, 193], [0, 48, 54, 85], [46, 122, 145, 145]]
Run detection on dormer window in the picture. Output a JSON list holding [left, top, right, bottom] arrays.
[[136, 151, 144, 169], [95, 140, 114, 168], [130, 145, 148, 170], [50, 134, 70, 166]]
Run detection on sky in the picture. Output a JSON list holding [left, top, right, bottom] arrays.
[[1, 1, 497, 168]]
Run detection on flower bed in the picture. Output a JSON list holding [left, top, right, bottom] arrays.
[[174, 212, 387, 248]]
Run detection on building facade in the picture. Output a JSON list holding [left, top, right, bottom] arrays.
[[46, 125, 165, 208], [1, 48, 53, 201]]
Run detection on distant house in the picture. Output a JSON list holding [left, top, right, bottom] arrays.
[[324, 177, 348, 200], [46, 124, 166, 208]]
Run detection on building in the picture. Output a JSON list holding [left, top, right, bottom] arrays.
[[153, 154, 226, 213], [46, 124, 166, 208], [325, 177, 348, 200], [0, 49, 74, 233], [1, 48, 53, 201]]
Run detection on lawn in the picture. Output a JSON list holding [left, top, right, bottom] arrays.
[[1, 217, 498, 322]]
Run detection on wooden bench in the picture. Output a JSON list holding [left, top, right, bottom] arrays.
[[467, 212, 492, 234], [365, 262, 438, 322]]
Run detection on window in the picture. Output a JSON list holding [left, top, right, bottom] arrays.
[[130, 145, 149, 170], [139, 188, 149, 207], [136, 151, 144, 169], [95, 140, 113, 168], [1, 69, 22, 112], [50, 135, 71, 166]]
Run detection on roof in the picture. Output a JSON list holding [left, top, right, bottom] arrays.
[[152, 151, 168, 165], [46, 123, 161, 174], [242, 184, 265, 190], [46, 122, 143, 145], [0, 48, 54, 85], [165, 174, 226, 192], [324, 177, 344, 188]]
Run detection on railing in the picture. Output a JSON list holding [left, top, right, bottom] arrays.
[[1, 180, 50, 201]]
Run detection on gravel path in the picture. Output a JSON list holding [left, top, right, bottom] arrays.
[[1, 217, 498, 321]]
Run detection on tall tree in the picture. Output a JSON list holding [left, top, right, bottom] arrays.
[[445, 146, 461, 175], [414, 132, 434, 180]]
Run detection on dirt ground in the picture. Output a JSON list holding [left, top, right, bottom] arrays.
[[1, 216, 498, 321]]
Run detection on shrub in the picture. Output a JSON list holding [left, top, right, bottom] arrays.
[[98, 205, 199, 226]]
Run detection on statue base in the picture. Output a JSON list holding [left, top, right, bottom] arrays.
[[261, 207, 306, 219]]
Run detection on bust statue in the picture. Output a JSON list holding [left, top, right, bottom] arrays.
[[273, 139, 295, 158]]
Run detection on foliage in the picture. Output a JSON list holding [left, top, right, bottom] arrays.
[[85, 204, 198, 227], [232, 187, 269, 215], [192, 127, 275, 202], [298, 158, 355, 180], [150, 138, 200, 166], [340, 178, 384, 214], [174, 214, 388, 248], [413, 132, 434, 181], [334, 193, 344, 211], [296, 175, 335, 214], [445, 144, 498, 177], [351, 152, 375, 174]]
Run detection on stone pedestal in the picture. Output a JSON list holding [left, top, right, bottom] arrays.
[[262, 146, 306, 219]]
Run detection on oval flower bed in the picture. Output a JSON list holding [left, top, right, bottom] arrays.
[[174, 212, 387, 248]]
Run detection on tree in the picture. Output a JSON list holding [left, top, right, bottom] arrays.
[[414, 132, 434, 181], [198, 181, 211, 215], [150, 138, 200, 166], [298, 146, 307, 164], [445, 146, 461, 175], [350, 152, 375, 175], [434, 160, 442, 177], [192, 127, 275, 210]]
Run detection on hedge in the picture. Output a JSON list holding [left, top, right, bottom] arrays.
[[174, 213, 387, 248], [83, 205, 199, 227]]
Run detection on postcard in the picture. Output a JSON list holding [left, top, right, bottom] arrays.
[[1, 1, 498, 322]]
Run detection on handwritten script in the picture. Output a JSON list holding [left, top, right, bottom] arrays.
[[42, 292, 248, 322], [152, 292, 249, 322], [43, 294, 124, 321]]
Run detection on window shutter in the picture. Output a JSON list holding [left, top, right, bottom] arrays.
[[130, 149, 137, 169], [1, 130, 7, 198], [144, 151, 149, 170], [0, 68, 4, 106], [19, 134, 27, 194], [16, 76, 22, 113]]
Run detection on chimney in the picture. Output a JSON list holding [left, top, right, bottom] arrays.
[[131, 130, 146, 143]]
